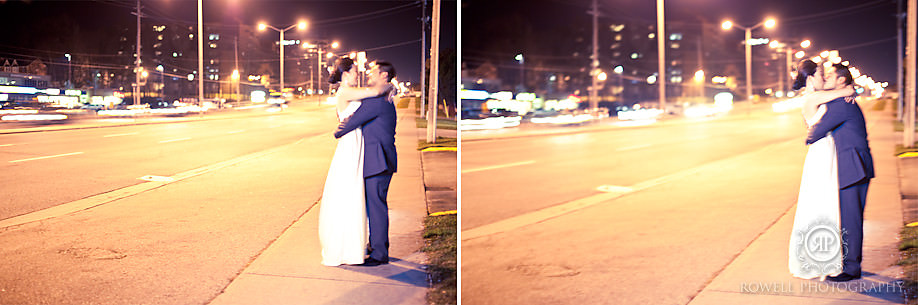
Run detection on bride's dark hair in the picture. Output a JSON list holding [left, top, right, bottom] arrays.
[[792, 59, 818, 90], [328, 57, 355, 84]]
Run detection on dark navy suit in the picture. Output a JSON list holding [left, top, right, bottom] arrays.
[[806, 97, 874, 277], [334, 94, 397, 262]]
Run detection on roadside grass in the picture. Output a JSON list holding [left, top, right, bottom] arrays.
[[895, 120, 918, 132], [872, 98, 888, 111], [396, 97, 414, 109], [423, 214, 457, 305], [418, 137, 457, 151], [899, 225, 918, 304], [416, 117, 458, 130]]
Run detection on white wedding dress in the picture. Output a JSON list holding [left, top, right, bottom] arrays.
[[318, 98, 367, 266], [788, 103, 843, 280]]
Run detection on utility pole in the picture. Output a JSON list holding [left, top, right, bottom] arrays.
[[197, 0, 204, 111], [906, 0, 916, 147], [135, 0, 141, 105], [589, 0, 598, 111], [697, 36, 704, 100], [896, 0, 905, 122], [234, 35, 239, 102], [786, 47, 793, 95], [657, 0, 666, 111], [317, 46, 322, 97], [426, 0, 440, 143], [420, 0, 427, 118]]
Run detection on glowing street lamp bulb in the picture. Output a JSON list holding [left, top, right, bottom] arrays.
[[326, 53, 334, 59], [769, 40, 780, 48], [331, 41, 340, 49], [613, 65, 624, 74], [764, 18, 776, 29], [800, 40, 811, 48], [141, 71, 148, 78], [820, 50, 830, 58], [694, 70, 705, 82], [721, 20, 733, 30], [795, 51, 805, 59], [597, 72, 607, 81], [297, 21, 307, 30], [257, 23, 267, 31]]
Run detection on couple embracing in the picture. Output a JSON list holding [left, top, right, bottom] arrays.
[[318, 57, 398, 267], [788, 59, 874, 282]]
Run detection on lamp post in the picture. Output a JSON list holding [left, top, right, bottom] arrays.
[[64, 53, 72, 89], [302, 40, 339, 98], [771, 39, 810, 96], [515, 53, 524, 92], [156, 65, 164, 100], [722, 18, 776, 114], [259, 21, 308, 94], [614, 65, 624, 104]]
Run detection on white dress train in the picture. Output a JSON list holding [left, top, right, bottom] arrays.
[[318, 99, 367, 266], [788, 104, 843, 280]]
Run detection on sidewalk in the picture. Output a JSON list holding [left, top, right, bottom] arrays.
[[688, 100, 907, 305], [206, 100, 433, 304]]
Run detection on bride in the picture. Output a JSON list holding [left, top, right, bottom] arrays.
[[318, 57, 391, 266], [788, 59, 855, 280]]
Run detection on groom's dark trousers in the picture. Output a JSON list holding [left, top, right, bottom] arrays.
[[839, 180, 868, 276], [365, 173, 392, 261], [335, 94, 398, 262], [807, 97, 874, 277]]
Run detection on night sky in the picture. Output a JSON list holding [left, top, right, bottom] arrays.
[[0, 0, 458, 84], [463, 0, 901, 85]]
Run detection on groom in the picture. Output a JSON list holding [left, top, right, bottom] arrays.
[[805, 63, 875, 282], [334, 61, 398, 266]]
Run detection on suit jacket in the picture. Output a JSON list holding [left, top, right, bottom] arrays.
[[334, 94, 397, 177], [806, 97, 874, 189]]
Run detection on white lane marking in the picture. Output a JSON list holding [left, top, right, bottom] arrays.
[[227, 130, 246, 134], [461, 140, 791, 241], [103, 132, 140, 138], [138, 175, 175, 182], [0, 136, 309, 229], [461, 160, 536, 174], [596, 185, 634, 193], [616, 144, 652, 151], [0, 144, 15, 147], [158, 137, 192, 144], [9, 152, 84, 163]]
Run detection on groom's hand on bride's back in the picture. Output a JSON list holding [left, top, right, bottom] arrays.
[[334, 120, 348, 139]]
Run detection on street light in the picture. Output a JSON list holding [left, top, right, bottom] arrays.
[[722, 17, 777, 114], [800, 40, 811, 49], [258, 20, 309, 94], [515, 53, 524, 92], [64, 53, 72, 89], [156, 65, 164, 100], [302, 40, 339, 98]]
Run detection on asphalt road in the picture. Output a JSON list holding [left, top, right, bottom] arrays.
[[0, 104, 327, 221], [0, 102, 346, 304], [461, 108, 827, 304]]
